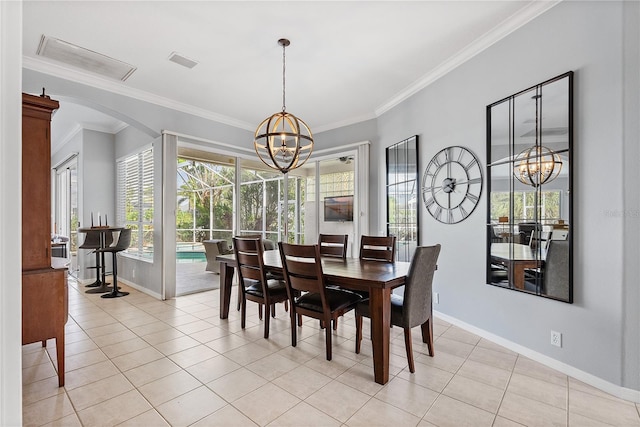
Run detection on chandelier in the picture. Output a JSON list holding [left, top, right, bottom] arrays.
[[513, 145, 562, 187], [254, 39, 313, 174]]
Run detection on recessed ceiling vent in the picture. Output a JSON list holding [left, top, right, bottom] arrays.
[[36, 35, 137, 81], [168, 52, 198, 69]]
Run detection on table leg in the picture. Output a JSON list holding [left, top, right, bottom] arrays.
[[369, 287, 391, 385], [219, 261, 234, 319]]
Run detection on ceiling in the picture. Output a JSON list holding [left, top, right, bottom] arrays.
[[22, 1, 558, 150]]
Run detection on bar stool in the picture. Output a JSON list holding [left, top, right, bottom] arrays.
[[96, 228, 131, 298], [84, 230, 115, 294], [79, 230, 112, 289]]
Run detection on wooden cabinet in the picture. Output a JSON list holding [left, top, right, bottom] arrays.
[[22, 93, 68, 387]]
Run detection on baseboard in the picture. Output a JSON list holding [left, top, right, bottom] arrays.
[[434, 310, 640, 403], [117, 277, 162, 300]]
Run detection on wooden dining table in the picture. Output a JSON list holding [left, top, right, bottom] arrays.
[[491, 242, 545, 289], [216, 250, 411, 385]]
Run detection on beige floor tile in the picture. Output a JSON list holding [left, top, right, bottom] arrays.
[[456, 359, 511, 389], [40, 412, 83, 426], [22, 348, 53, 368], [91, 329, 138, 348], [111, 346, 165, 371], [129, 320, 174, 337], [415, 350, 466, 374], [275, 340, 324, 364], [374, 376, 439, 418], [424, 394, 495, 427], [119, 313, 161, 329], [468, 346, 517, 371], [476, 338, 519, 356], [76, 389, 152, 426], [442, 374, 504, 413], [162, 313, 202, 327], [207, 367, 269, 402], [167, 344, 219, 368], [569, 388, 640, 425], [153, 335, 201, 356], [222, 341, 278, 365], [84, 322, 128, 338], [23, 392, 75, 427], [305, 381, 370, 423], [568, 412, 616, 426], [23, 361, 58, 385], [304, 353, 358, 379], [336, 362, 385, 396], [186, 354, 242, 384], [64, 330, 91, 345], [205, 333, 253, 353], [100, 337, 151, 359], [569, 377, 636, 405], [347, 397, 421, 426], [272, 365, 332, 400], [396, 361, 455, 393], [245, 352, 301, 381], [66, 348, 109, 371], [508, 372, 567, 410], [156, 385, 227, 426], [117, 409, 170, 426], [440, 326, 482, 346], [174, 319, 216, 335], [433, 336, 475, 359], [66, 373, 133, 410], [138, 370, 202, 406], [514, 357, 567, 387], [65, 339, 99, 357], [498, 391, 567, 427], [191, 404, 258, 426], [493, 416, 527, 426], [269, 401, 341, 427], [22, 376, 65, 406], [60, 360, 121, 390], [232, 382, 300, 426], [122, 357, 182, 387], [189, 326, 231, 343], [141, 327, 185, 345]]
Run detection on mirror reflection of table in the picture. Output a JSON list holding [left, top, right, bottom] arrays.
[[490, 243, 546, 290]]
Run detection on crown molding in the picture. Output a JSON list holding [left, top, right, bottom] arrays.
[[375, 0, 561, 117], [23, 56, 255, 131]]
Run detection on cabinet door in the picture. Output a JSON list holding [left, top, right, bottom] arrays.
[[22, 97, 56, 270]]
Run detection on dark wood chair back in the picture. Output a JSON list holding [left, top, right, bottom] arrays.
[[359, 235, 396, 262], [319, 234, 348, 259]]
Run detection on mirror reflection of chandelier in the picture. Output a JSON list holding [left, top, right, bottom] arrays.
[[513, 145, 562, 187], [254, 38, 313, 174]]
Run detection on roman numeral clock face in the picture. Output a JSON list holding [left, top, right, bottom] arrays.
[[422, 146, 483, 224]]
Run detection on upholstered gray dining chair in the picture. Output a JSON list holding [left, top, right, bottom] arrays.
[[355, 244, 441, 373]]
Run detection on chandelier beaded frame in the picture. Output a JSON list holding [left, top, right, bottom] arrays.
[[254, 39, 313, 174]]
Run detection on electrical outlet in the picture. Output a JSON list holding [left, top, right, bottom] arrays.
[[434, 292, 439, 304], [551, 330, 562, 347]]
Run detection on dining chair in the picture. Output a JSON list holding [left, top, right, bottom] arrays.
[[233, 236, 289, 338], [319, 234, 348, 259], [278, 242, 363, 360], [355, 244, 441, 373], [359, 235, 396, 262]]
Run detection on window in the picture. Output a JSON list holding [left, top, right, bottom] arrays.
[[117, 147, 154, 259], [490, 190, 561, 223]]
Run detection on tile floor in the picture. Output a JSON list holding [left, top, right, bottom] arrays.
[[22, 276, 640, 426]]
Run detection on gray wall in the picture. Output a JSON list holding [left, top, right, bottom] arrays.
[[373, 1, 638, 390]]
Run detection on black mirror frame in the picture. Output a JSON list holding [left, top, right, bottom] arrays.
[[486, 71, 573, 303]]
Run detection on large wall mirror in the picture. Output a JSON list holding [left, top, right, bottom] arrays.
[[486, 72, 573, 303]]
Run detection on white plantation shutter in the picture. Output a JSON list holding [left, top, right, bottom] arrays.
[[116, 147, 154, 258]]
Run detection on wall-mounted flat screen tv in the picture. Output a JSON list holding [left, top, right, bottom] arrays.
[[324, 195, 354, 222]]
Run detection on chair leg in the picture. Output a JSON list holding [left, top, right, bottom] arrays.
[[333, 317, 338, 331], [325, 317, 332, 361], [258, 304, 263, 320], [290, 308, 297, 347], [271, 303, 276, 318], [264, 303, 270, 339], [420, 317, 435, 357], [355, 314, 363, 354], [297, 314, 302, 327], [240, 296, 246, 329], [404, 328, 415, 373]]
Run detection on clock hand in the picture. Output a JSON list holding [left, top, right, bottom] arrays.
[[454, 177, 482, 186]]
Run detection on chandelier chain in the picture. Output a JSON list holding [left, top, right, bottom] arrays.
[[282, 42, 286, 112]]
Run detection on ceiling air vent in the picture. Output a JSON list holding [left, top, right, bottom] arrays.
[[168, 52, 198, 69], [36, 35, 137, 81]]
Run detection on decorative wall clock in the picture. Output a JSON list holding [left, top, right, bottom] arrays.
[[422, 146, 483, 224]]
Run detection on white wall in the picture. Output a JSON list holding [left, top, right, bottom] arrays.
[[374, 1, 638, 392]]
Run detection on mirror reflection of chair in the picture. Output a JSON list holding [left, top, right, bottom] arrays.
[[233, 236, 288, 338], [529, 230, 551, 251], [517, 222, 540, 245], [360, 235, 396, 262], [279, 242, 363, 360], [96, 228, 131, 298], [355, 244, 441, 373], [319, 234, 348, 259]]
